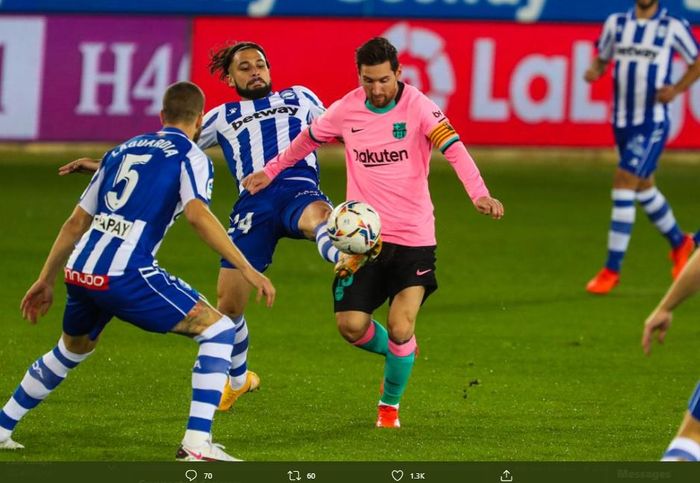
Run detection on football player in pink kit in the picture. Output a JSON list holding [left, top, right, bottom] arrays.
[[243, 37, 503, 428]]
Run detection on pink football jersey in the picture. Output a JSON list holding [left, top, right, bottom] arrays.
[[311, 83, 459, 246]]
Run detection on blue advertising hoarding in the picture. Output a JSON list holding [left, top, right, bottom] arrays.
[[2, 0, 700, 23]]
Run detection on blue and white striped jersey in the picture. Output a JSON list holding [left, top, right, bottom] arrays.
[[67, 127, 213, 276], [597, 6, 699, 128], [198, 85, 325, 191]]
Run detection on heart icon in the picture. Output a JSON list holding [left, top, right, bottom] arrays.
[[391, 469, 404, 482]]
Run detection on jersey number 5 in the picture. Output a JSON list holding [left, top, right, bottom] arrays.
[[105, 154, 152, 211]]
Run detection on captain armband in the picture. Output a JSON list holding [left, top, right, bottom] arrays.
[[428, 121, 460, 153]]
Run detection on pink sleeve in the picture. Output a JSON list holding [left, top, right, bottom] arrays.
[[417, 93, 448, 138], [415, 92, 490, 202], [308, 99, 343, 143], [444, 142, 490, 203], [263, 129, 321, 179], [263, 99, 342, 180]]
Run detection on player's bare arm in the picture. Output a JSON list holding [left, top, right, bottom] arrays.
[[642, 250, 700, 355], [183, 198, 275, 307], [58, 157, 100, 176], [20, 205, 93, 324], [584, 57, 609, 83], [657, 59, 700, 103]]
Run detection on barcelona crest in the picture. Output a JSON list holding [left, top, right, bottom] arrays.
[[392, 122, 406, 139]]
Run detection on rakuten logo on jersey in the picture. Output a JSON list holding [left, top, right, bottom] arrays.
[[64, 269, 110, 290], [353, 148, 408, 167]]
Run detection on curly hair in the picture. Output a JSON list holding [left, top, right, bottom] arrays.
[[208, 41, 270, 81]]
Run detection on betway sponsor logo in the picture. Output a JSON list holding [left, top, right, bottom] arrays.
[[231, 106, 298, 130], [92, 213, 133, 239], [64, 268, 110, 290], [353, 148, 408, 167], [615, 45, 658, 61]]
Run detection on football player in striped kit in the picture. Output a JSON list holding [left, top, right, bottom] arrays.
[[200, 42, 339, 411], [60, 42, 338, 412], [584, 0, 700, 294], [0, 82, 275, 461]]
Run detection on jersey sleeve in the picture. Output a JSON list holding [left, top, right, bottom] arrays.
[[670, 18, 700, 64], [309, 99, 343, 143], [180, 144, 214, 206], [293, 85, 326, 120], [417, 94, 459, 153], [415, 91, 490, 201], [197, 106, 221, 150], [78, 166, 106, 216], [596, 14, 618, 62]]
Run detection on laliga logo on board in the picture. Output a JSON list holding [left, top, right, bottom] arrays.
[[382, 23, 455, 111]]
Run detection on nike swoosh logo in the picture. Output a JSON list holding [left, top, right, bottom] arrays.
[[186, 448, 203, 459], [416, 269, 432, 276], [351, 127, 364, 133]]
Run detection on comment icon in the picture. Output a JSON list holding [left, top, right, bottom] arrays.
[[185, 469, 198, 481]]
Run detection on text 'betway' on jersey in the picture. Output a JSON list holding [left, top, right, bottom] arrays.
[[231, 106, 299, 130]]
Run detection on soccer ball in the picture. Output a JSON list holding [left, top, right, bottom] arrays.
[[327, 201, 381, 255]]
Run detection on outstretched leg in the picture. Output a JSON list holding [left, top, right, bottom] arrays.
[[0, 334, 96, 449], [298, 200, 337, 264]]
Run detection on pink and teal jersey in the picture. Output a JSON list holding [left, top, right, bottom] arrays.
[[309, 83, 474, 247]]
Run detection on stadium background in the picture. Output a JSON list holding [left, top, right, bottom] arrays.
[[1, 0, 699, 461]]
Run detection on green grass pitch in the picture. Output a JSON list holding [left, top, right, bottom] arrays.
[[0, 146, 698, 461]]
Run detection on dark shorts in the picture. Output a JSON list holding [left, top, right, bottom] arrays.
[[332, 242, 438, 314], [63, 266, 200, 340], [614, 121, 669, 179], [221, 168, 331, 273]]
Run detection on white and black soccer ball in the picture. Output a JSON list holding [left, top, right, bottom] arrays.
[[327, 201, 381, 255]]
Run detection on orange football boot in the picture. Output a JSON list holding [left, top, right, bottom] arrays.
[[335, 238, 383, 279], [376, 404, 400, 428], [586, 268, 620, 295], [218, 371, 260, 411], [670, 234, 694, 279]]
